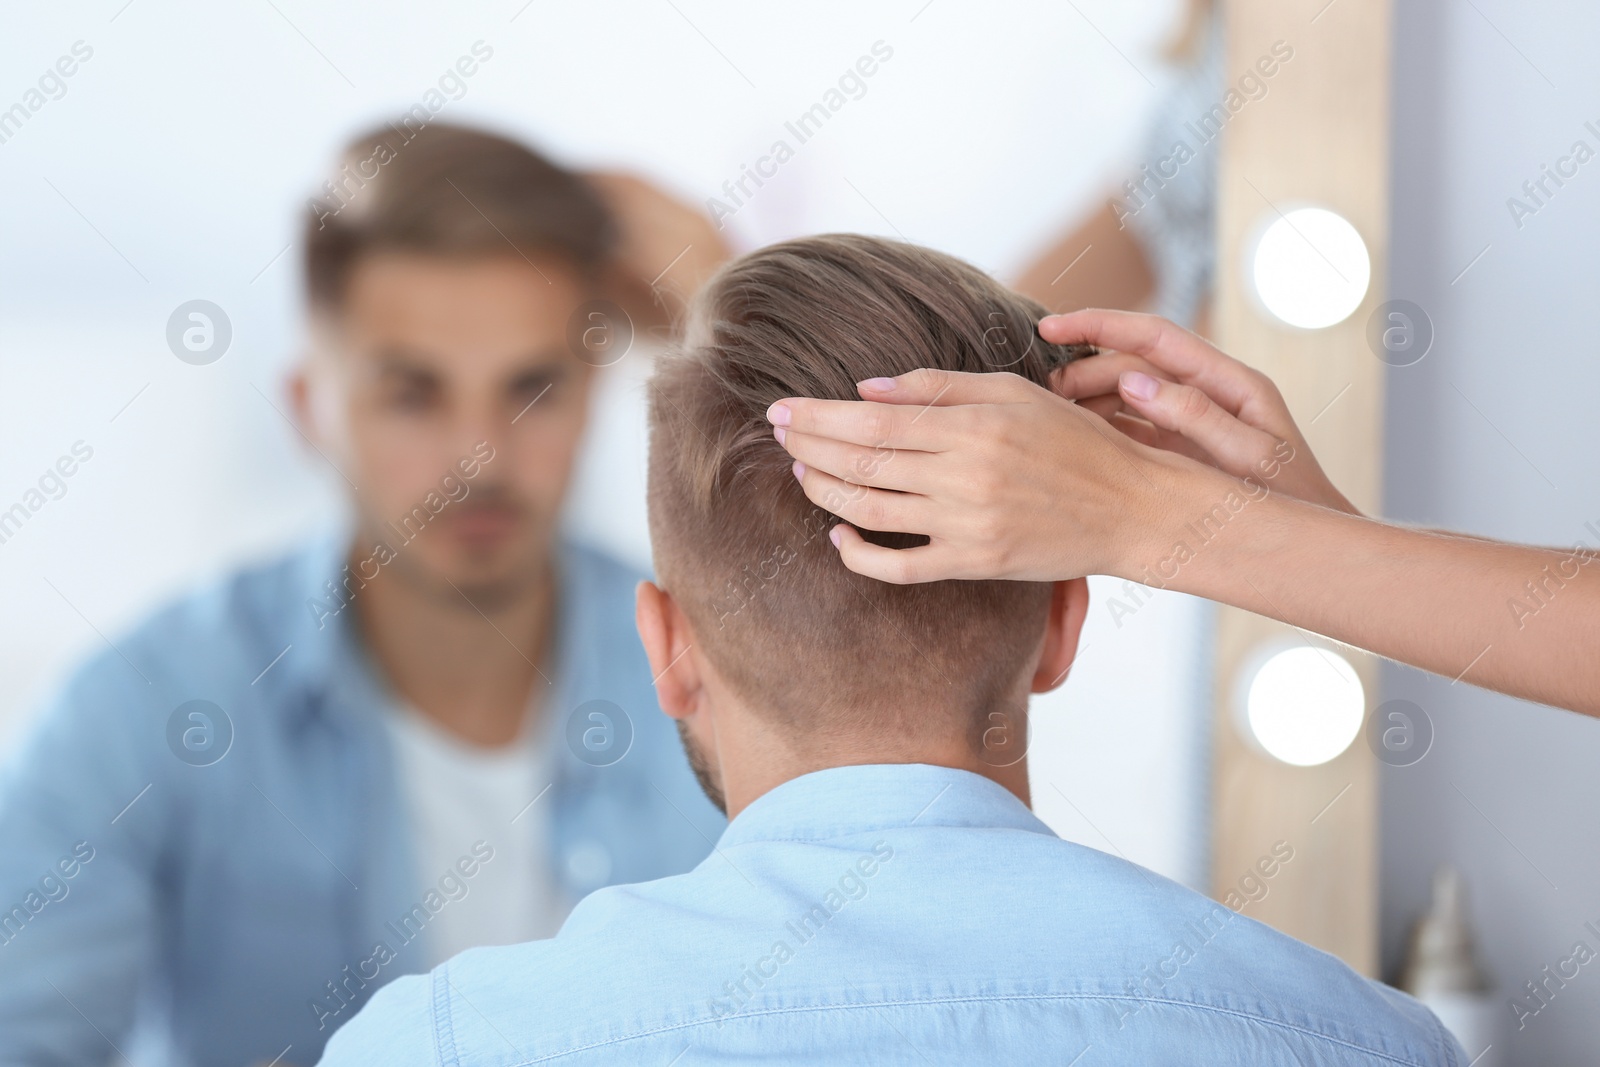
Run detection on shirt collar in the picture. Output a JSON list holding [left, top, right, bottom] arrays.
[[272, 525, 363, 728], [274, 525, 590, 735], [715, 763, 1055, 849]]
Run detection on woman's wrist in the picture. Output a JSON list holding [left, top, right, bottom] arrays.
[[1101, 449, 1251, 587]]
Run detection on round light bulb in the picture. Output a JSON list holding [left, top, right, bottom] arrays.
[[1248, 207, 1371, 329], [1238, 644, 1365, 767]]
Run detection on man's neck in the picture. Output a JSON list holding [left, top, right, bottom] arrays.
[[354, 554, 555, 748], [714, 711, 1032, 821]]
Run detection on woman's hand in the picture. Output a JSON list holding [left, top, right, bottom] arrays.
[[1043, 309, 1359, 515], [766, 368, 1209, 584], [765, 307, 1355, 586]]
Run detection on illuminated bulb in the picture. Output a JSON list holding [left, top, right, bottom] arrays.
[[1238, 644, 1365, 767], [1248, 207, 1371, 329]]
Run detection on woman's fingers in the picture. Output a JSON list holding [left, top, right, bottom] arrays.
[[1079, 394, 1218, 465], [768, 397, 948, 452], [1071, 371, 1232, 467], [767, 369, 1040, 450], [1101, 410, 1216, 465], [854, 367, 1039, 406], [791, 460, 932, 536], [775, 427, 929, 492], [830, 524, 957, 584], [1052, 351, 1172, 402], [1117, 371, 1282, 480], [1042, 309, 1263, 415], [1039, 308, 1217, 377]]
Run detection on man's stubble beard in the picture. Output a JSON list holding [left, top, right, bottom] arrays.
[[355, 505, 552, 614], [675, 718, 727, 817]]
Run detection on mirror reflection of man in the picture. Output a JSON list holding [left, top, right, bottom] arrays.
[[0, 121, 729, 1066]]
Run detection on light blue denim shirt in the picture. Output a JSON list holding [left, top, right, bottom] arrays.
[[321, 763, 1465, 1067], [0, 531, 722, 1067]]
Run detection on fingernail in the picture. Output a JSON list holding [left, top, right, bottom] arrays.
[[767, 402, 792, 426], [858, 377, 896, 392], [792, 460, 806, 481], [1122, 371, 1158, 401], [773, 426, 787, 446], [829, 525, 842, 548]]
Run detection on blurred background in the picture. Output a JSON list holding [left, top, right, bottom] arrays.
[[0, 0, 1207, 885], [2, 0, 1598, 1063]]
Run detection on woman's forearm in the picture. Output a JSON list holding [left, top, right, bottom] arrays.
[[1150, 485, 1600, 715]]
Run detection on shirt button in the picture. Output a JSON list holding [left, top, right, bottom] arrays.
[[565, 840, 612, 888]]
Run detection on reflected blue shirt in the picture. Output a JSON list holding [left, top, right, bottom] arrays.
[[322, 763, 1465, 1066], [0, 532, 722, 1067]]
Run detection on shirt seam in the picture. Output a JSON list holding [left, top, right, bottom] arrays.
[[433, 964, 459, 1067], [454, 991, 1439, 1067]]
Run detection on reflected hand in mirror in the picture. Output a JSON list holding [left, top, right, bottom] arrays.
[[585, 171, 733, 331]]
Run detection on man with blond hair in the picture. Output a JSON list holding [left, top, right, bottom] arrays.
[[322, 234, 1464, 1065]]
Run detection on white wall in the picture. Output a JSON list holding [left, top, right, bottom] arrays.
[[0, 0, 1208, 885], [1383, 1, 1600, 1063]]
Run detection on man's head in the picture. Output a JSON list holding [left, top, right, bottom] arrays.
[[291, 122, 615, 607], [638, 234, 1090, 816]]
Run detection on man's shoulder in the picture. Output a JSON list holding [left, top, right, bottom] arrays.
[[420, 878, 720, 1056], [980, 833, 1462, 1064], [149, 540, 321, 638], [46, 538, 327, 708], [0, 538, 341, 853], [561, 538, 650, 601], [921, 829, 1458, 1062]]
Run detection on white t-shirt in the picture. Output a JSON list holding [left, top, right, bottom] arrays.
[[386, 701, 571, 966]]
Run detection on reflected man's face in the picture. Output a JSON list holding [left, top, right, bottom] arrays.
[[303, 252, 595, 606]]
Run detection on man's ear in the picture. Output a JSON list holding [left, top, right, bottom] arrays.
[[635, 580, 702, 720], [287, 359, 322, 449], [1031, 578, 1090, 694]]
